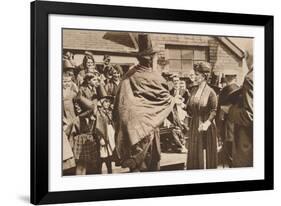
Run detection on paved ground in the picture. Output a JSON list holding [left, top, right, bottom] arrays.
[[101, 152, 187, 174]]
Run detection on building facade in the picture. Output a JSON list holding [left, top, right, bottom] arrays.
[[63, 29, 247, 85]]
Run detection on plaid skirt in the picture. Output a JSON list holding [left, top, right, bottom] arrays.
[[70, 133, 99, 163]]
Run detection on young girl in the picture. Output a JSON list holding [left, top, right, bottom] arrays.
[[95, 95, 115, 174]]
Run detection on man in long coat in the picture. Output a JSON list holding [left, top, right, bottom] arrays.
[[113, 34, 180, 172], [222, 51, 253, 167], [217, 76, 240, 167]]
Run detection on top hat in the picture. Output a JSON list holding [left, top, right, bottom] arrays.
[[137, 34, 157, 57]]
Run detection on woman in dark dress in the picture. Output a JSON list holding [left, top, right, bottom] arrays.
[[186, 62, 218, 170]]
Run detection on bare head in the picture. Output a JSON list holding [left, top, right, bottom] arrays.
[[172, 75, 180, 90]]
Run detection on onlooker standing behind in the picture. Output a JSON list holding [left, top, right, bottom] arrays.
[[216, 75, 240, 167], [221, 51, 253, 167], [170, 75, 189, 105], [168, 75, 189, 153], [62, 60, 79, 174]]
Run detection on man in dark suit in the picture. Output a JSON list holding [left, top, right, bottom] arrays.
[[217, 75, 240, 167], [170, 75, 190, 105], [167, 75, 189, 153], [221, 51, 253, 167]]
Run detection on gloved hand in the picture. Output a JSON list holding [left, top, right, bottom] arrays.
[[221, 105, 232, 114], [100, 138, 106, 146], [198, 120, 211, 131]]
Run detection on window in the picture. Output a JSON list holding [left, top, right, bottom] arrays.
[[166, 45, 208, 75]]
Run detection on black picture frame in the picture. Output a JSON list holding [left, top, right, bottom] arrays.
[[31, 0, 274, 204]]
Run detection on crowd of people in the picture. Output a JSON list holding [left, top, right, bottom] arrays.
[[63, 34, 253, 175], [63, 53, 122, 175]]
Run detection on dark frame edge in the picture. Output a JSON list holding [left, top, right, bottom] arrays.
[[264, 15, 274, 190], [30, 1, 35, 204], [31, 0, 50, 204], [36, 0, 271, 26]]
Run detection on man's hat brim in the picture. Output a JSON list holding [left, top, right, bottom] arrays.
[[228, 87, 242, 98], [138, 49, 157, 57], [132, 49, 157, 57], [220, 85, 241, 105]]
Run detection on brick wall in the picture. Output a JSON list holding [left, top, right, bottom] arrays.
[[150, 33, 243, 82], [63, 29, 136, 52], [63, 30, 245, 84]]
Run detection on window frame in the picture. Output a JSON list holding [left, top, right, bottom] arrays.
[[165, 44, 210, 74]]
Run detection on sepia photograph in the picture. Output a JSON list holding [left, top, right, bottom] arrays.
[[30, 1, 274, 203], [62, 29, 253, 176]]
